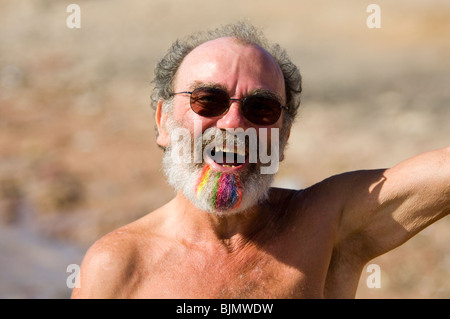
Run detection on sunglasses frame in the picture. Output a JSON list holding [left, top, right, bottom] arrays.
[[170, 87, 288, 125]]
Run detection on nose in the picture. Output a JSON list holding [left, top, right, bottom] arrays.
[[215, 100, 249, 130]]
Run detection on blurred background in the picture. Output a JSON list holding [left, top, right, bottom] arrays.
[[0, 0, 449, 298]]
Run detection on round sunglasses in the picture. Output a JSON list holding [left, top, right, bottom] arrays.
[[170, 87, 288, 126]]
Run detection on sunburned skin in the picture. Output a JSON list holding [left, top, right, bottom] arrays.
[[72, 34, 450, 300]]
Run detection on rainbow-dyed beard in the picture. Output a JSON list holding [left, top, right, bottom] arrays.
[[164, 159, 272, 215], [195, 165, 243, 211], [162, 122, 276, 215]]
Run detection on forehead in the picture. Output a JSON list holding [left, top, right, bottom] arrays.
[[174, 37, 285, 100]]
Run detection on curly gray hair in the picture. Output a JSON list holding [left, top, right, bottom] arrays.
[[150, 21, 302, 127]]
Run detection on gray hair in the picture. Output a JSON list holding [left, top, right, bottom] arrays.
[[150, 21, 302, 126]]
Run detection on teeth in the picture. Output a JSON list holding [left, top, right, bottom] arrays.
[[214, 145, 247, 156]]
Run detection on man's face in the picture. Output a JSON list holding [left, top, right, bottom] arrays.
[[169, 37, 286, 133], [158, 37, 289, 214]]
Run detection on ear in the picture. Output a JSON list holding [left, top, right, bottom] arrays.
[[285, 127, 291, 142], [155, 99, 170, 148]]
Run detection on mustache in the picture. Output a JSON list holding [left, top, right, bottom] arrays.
[[198, 127, 248, 152], [165, 118, 284, 174]]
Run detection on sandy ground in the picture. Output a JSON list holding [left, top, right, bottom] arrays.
[[0, 0, 449, 298]]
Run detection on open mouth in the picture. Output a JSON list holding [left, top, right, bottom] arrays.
[[206, 145, 248, 169]]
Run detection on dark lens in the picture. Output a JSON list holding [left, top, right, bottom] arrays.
[[243, 95, 281, 125], [190, 87, 229, 117]]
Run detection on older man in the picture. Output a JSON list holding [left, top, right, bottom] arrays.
[[72, 22, 449, 298]]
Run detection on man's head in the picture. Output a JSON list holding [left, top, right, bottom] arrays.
[[151, 22, 302, 131], [151, 22, 302, 215]]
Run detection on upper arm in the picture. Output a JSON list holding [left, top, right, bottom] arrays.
[[335, 146, 450, 260]]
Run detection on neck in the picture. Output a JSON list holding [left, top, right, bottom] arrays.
[[170, 192, 271, 252]]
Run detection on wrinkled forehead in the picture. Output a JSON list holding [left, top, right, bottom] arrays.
[[174, 37, 286, 102]]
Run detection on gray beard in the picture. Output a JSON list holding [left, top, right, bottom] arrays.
[[161, 119, 286, 216], [163, 153, 273, 215]]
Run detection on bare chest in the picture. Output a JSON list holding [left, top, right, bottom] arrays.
[[129, 245, 328, 298]]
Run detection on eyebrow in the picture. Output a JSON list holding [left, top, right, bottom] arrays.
[[248, 88, 283, 104], [188, 81, 228, 92], [188, 81, 284, 104]]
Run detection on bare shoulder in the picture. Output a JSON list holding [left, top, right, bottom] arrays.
[[267, 184, 344, 236], [70, 226, 137, 298], [71, 213, 158, 298]]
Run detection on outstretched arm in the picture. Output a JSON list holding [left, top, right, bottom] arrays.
[[334, 146, 450, 261]]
